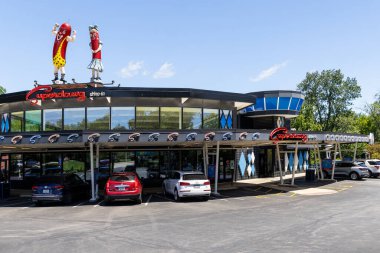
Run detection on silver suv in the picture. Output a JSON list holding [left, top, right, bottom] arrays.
[[357, 159, 380, 178], [323, 161, 370, 180]]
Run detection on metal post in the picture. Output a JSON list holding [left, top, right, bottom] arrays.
[[291, 142, 298, 185], [203, 143, 207, 178], [338, 143, 342, 160], [331, 143, 338, 180], [276, 143, 284, 185], [317, 144, 323, 180], [89, 142, 96, 202], [95, 144, 100, 199], [214, 141, 220, 194], [353, 142, 358, 160], [313, 145, 320, 180]]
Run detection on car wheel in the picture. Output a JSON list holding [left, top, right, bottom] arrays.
[[35, 200, 42, 206], [202, 196, 209, 201], [174, 188, 181, 202], [368, 170, 373, 178], [136, 193, 142, 204], [162, 184, 167, 197], [350, 172, 359, 180], [63, 193, 72, 204]]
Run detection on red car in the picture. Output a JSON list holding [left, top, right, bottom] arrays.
[[104, 172, 143, 204]]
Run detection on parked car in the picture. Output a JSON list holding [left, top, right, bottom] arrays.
[[357, 159, 380, 178], [162, 171, 211, 201], [104, 172, 143, 204], [32, 174, 90, 205], [322, 161, 370, 180]]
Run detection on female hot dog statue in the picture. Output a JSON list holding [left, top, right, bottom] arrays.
[[87, 25, 103, 83], [52, 23, 76, 84]]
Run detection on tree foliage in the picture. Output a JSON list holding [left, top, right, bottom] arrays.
[[293, 69, 361, 132], [0, 85, 6, 95]]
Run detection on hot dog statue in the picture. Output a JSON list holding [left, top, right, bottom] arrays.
[[87, 25, 103, 83], [52, 23, 76, 84]]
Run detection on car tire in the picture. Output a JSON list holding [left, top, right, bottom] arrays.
[[202, 196, 209, 201], [63, 193, 72, 204], [174, 188, 181, 202], [162, 184, 167, 197], [35, 200, 42, 206], [349, 172, 359, 180], [368, 170, 373, 178], [136, 193, 142, 204]]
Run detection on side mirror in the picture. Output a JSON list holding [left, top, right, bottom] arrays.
[[160, 173, 167, 179]]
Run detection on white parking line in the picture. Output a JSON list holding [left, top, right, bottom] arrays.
[[232, 197, 245, 201], [72, 200, 88, 208], [93, 200, 104, 207], [20, 204, 34, 209], [145, 195, 152, 206]]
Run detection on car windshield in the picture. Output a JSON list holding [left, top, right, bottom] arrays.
[[356, 162, 367, 167], [183, 174, 206, 180], [36, 176, 63, 184], [110, 175, 135, 181]]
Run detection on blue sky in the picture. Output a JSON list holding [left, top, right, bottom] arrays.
[[1, 0, 379, 111]]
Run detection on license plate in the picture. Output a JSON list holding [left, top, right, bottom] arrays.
[[193, 184, 201, 188], [118, 187, 125, 191], [43, 189, 50, 194]]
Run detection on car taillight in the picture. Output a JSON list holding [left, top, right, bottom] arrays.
[[204, 181, 210, 185], [32, 186, 38, 190], [54, 185, 64, 190], [106, 182, 110, 190], [180, 182, 190, 186]]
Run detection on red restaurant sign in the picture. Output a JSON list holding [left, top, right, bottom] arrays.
[[26, 85, 87, 105], [269, 127, 308, 143]]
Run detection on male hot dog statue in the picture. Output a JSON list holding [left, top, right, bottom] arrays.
[[87, 25, 103, 83], [52, 23, 76, 84]]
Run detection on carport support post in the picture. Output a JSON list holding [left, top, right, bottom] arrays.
[[276, 143, 284, 185], [338, 143, 342, 160], [89, 142, 96, 202], [353, 142, 358, 160], [203, 143, 208, 179], [95, 144, 100, 199], [214, 141, 220, 194], [317, 144, 323, 180], [313, 145, 320, 180], [331, 143, 338, 180], [291, 142, 298, 185]]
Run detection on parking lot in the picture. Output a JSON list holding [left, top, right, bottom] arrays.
[[1, 178, 380, 253]]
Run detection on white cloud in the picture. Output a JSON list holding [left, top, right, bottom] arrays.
[[249, 61, 288, 82], [120, 61, 144, 78], [153, 62, 175, 79]]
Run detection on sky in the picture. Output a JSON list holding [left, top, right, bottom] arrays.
[[0, 0, 379, 111]]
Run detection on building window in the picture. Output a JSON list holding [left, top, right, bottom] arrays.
[[111, 107, 135, 130], [44, 109, 62, 131], [220, 110, 233, 129], [87, 107, 110, 130], [203, 109, 219, 129], [112, 152, 136, 173], [25, 110, 41, 132], [289, 97, 300, 110], [160, 107, 182, 129], [255, 97, 265, 111], [265, 97, 278, 110], [64, 108, 85, 130], [10, 154, 23, 180], [24, 153, 41, 179], [183, 108, 202, 129], [135, 107, 159, 129], [1, 113, 10, 133], [278, 97, 291, 110], [63, 153, 86, 176], [42, 153, 62, 176], [11, 111, 24, 132]]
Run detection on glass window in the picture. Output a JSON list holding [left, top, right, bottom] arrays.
[[1, 113, 10, 133], [112, 152, 136, 173], [63, 153, 86, 179], [255, 97, 265, 111], [135, 107, 159, 129], [87, 107, 110, 130], [42, 153, 62, 176], [289, 97, 300, 110], [183, 108, 202, 129], [10, 154, 23, 180], [25, 110, 41, 132], [279, 97, 291, 110], [11, 111, 24, 132], [265, 97, 278, 110], [111, 107, 135, 130], [203, 109, 219, 129], [220, 110, 232, 129], [64, 108, 85, 130], [24, 153, 41, 179], [135, 151, 159, 180], [160, 151, 179, 174], [160, 107, 182, 129], [44, 109, 62, 131], [296, 99, 304, 111]]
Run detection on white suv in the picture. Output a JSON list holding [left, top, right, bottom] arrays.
[[162, 171, 211, 201], [358, 159, 380, 178]]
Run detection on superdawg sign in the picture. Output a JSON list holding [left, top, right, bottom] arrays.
[[269, 127, 308, 143], [26, 84, 107, 105]]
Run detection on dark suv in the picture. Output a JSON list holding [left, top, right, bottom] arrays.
[[323, 161, 370, 180]]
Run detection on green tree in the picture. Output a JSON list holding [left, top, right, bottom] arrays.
[[294, 69, 361, 132], [0, 85, 6, 95]]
